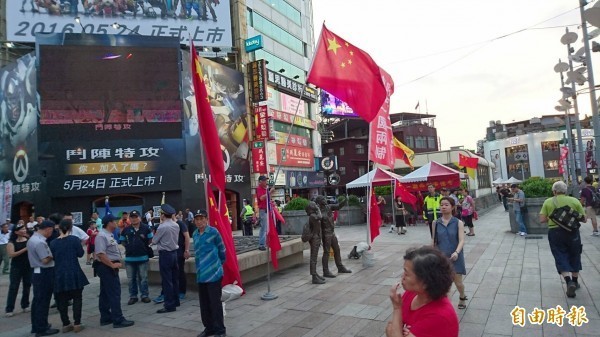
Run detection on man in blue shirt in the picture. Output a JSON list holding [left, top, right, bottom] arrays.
[[193, 209, 226, 337], [119, 210, 153, 305]]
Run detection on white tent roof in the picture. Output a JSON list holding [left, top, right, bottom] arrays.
[[505, 176, 523, 184], [492, 178, 504, 185], [346, 168, 403, 189]]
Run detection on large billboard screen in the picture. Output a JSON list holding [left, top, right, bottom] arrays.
[[320, 89, 358, 118], [38, 43, 182, 141], [6, 1, 232, 47]]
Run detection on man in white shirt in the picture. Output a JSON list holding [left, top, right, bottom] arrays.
[[0, 223, 10, 274], [26, 216, 37, 232]]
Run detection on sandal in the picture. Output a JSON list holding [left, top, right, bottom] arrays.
[[458, 296, 468, 309], [466, 233, 475, 236]]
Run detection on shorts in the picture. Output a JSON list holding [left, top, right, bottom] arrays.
[[585, 206, 596, 220], [462, 214, 474, 228], [87, 244, 95, 254]]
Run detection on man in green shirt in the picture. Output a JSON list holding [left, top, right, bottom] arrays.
[[540, 181, 586, 298]]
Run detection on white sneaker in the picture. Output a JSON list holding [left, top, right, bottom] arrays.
[[592, 231, 600, 236], [520, 232, 527, 236], [5, 312, 13, 317], [517, 232, 522, 235], [388, 226, 394, 233]]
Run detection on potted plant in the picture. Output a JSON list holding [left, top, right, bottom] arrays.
[[337, 194, 366, 226], [281, 197, 311, 235], [509, 177, 556, 234]]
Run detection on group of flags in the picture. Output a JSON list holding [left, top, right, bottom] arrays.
[[307, 24, 417, 243]]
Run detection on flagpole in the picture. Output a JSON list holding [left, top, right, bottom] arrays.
[[390, 180, 395, 232], [261, 189, 278, 300], [366, 126, 372, 247]]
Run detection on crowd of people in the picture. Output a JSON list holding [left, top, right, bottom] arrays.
[[1, 204, 226, 337]]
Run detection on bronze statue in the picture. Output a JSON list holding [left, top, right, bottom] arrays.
[[303, 202, 326, 284], [315, 196, 352, 277]]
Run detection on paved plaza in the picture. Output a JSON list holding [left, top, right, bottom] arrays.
[[2, 204, 600, 336]]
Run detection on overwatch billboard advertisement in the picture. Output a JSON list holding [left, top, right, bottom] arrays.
[[0, 53, 43, 204], [181, 50, 250, 198]]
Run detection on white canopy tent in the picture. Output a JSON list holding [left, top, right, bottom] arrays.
[[492, 178, 505, 185], [505, 177, 523, 184], [346, 167, 404, 189]]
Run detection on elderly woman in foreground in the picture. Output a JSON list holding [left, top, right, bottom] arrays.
[[539, 180, 585, 298], [386, 246, 459, 337]]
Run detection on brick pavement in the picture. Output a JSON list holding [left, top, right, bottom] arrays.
[[1, 204, 600, 336]]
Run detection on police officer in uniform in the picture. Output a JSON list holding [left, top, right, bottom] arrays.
[[95, 214, 134, 328], [28, 220, 59, 336], [153, 204, 180, 313], [240, 199, 254, 236], [423, 184, 441, 237]]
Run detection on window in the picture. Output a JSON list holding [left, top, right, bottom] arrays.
[[327, 148, 335, 154], [477, 165, 490, 189], [339, 147, 344, 156], [358, 166, 366, 176], [427, 137, 436, 149], [249, 12, 304, 56], [254, 49, 305, 82], [415, 136, 427, 148], [339, 167, 346, 175], [406, 136, 414, 148], [268, 0, 302, 26], [542, 141, 559, 152], [544, 160, 559, 170], [355, 144, 365, 154]]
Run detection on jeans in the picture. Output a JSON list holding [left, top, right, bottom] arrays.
[[178, 256, 186, 294], [548, 227, 582, 273], [5, 264, 31, 313], [515, 209, 527, 233], [502, 196, 509, 211], [125, 261, 149, 299], [258, 209, 267, 246], [198, 279, 225, 335], [31, 267, 54, 333], [158, 250, 179, 310], [97, 263, 125, 324], [56, 289, 83, 326]]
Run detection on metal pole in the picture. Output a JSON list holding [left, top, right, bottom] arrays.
[[566, 28, 587, 177], [260, 188, 278, 301], [579, 0, 600, 174], [558, 58, 579, 184]]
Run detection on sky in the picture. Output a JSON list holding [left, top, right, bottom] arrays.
[[311, 0, 598, 151]]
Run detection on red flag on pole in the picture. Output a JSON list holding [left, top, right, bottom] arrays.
[[206, 184, 243, 289], [267, 199, 282, 269], [369, 190, 381, 243], [368, 69, 395, 168], [307, 24, 387, 123], [191, 42, 226, 193], [394, 181, 417, 209], [459, 153, 479, 169]]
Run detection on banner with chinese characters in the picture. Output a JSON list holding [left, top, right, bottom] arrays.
[[404, 179, 461, 192], [254, 105, 272, 140], [40, 139, 184, 196], [3, 181, 13, 221], [6, 1, 232, 46], [267, 143, 314, 168], [248, 60, 268, 102], [252, 141, 268, 174], [279, 92, 306, 118], [272, 131, 310, 148], [269, 109, 317, 129], [368, 70, 394, 169], [266, 69, 318, 103]]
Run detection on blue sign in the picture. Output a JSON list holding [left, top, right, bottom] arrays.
[[245, 35, 263, 52]]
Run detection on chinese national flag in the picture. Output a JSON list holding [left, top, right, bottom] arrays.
[[368, 69, 395, 169], [394, 181, 417, 209], [392, 137, 415, 169], [267, 198, 282, 269], [206, 184, 243, 290], [369, 190, 381, 243], [307, 24, 387, 123], [191, 42, 226, 193], [459, 153, 479, 169]]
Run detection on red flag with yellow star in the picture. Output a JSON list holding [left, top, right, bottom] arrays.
[[191, 42, 226, 193], [206, 183, 243, 289], [307, 24, 387, 123]]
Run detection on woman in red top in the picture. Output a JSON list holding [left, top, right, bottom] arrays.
[[386, 246, 458, 337]]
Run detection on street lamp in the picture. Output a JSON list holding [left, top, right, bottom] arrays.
[[554, 59, 578, 184], [559, 28, 586, 178]]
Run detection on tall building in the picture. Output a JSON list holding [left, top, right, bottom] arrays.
[[0, 1, 318, 226], [234, 0, 323, 200]]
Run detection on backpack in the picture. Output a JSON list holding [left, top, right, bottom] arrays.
[[586, 187, 600, 209], [549, 197, 583, 232]]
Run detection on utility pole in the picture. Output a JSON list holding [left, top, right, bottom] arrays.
[[565, 27, 587, 177]]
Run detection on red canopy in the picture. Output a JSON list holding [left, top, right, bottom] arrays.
[[398, 161, 466, 192]]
